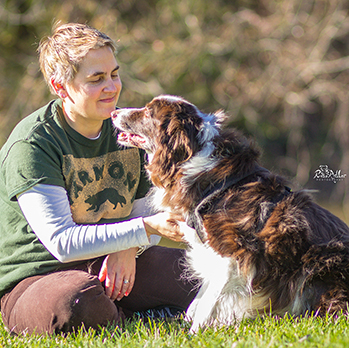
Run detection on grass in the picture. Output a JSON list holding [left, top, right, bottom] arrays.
[[1, 312, 349, 347]]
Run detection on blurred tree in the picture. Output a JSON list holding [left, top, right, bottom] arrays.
[[0, 0, 348, 219]]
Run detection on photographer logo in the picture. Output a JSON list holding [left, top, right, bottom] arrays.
[[313, 165, 346, 184]]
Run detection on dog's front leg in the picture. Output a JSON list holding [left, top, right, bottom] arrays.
[[186, 281, 208, 320], [188, 275, 228, 333]]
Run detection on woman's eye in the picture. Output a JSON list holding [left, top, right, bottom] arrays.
[[90, 77, 103, 84], [89, 73, 119, 84]]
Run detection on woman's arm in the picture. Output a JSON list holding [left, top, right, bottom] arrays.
[[18, 183, 191, 300], [17, 184, 158, 263]]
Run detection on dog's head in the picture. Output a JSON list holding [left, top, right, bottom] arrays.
[[112, 95, 225, 187]]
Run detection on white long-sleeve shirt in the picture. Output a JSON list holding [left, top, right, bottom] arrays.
[[17, 184, 160, 263]]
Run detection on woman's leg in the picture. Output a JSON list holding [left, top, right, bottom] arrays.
[[1, 246, 198, 335], [118, 246, 198, 314], [1, 270, 122, 335]]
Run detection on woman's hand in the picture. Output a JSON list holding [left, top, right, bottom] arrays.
[[98, 247, 138, 301], [143, 212, 186, 242]]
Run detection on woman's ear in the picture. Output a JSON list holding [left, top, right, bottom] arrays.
[[51, 78, 68, 99]]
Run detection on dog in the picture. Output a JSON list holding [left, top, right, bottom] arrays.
[[111, 95, 349, 332]]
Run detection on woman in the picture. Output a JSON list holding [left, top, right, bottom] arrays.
[[0, 23, 196, 335]]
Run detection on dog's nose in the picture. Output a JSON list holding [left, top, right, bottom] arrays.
[[111, 109, 120, 120]]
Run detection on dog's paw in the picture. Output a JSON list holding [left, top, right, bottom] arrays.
[[178, 221, 205, 246], [177, 221, 197, 244], [189, 323, 200, 334]]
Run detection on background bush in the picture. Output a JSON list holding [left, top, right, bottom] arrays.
[[1, 0, 348, 219]]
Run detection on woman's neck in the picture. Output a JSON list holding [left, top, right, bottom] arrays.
[[62, 102, 103, 139]]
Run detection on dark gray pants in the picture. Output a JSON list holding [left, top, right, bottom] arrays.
[[1, 246, 197, 335]]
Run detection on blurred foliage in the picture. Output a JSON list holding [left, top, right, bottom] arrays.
[[0, 0, 349, 218]]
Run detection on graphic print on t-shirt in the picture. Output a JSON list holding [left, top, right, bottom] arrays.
[[62, 148, 140, 224], [85, 188, 127, 212]]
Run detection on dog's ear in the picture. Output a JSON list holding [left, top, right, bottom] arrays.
[[148, 106, 202, 187], [214, 110, 228, 128]]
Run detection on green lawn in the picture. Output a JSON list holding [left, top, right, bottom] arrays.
[[1, 312, 349, 347]]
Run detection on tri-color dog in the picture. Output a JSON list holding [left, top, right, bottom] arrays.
[[112, 95, 349, 332]]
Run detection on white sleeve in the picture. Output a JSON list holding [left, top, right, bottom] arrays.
[[17, 184, 160, 263]]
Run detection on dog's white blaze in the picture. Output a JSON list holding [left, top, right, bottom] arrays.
[[113, 108, 141, 125], [154, 95, 187, 104], [112, 108, 143, 140]]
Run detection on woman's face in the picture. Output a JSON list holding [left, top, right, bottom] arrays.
[[62, 46, 122, 136]]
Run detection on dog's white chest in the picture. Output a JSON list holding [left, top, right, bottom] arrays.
[[183, 230, 258, 332]]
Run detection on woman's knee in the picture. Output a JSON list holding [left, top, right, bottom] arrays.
[[1, 270, 122, 335]]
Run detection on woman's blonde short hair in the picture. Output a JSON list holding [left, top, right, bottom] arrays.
[[38, 23, 117, 94]]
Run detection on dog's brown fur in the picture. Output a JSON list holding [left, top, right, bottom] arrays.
[[112, 95, 349, 328]]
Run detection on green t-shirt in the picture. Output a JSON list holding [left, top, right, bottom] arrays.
[[0, 99, 150, 298]]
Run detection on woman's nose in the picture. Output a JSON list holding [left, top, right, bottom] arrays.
[[104, 77, 119, 92]]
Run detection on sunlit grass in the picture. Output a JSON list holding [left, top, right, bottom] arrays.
[[2, 312, 349, 347]]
